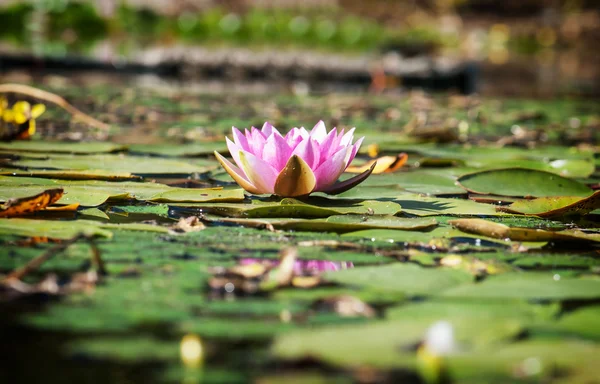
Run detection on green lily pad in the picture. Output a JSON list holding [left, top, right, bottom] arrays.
[[0, 218, 113, 239], [456, 168, 593, 197], [537, 306, 600, 340], [449, 218, 600, 243], [273, 300, 555, 370], [173, 197, 402, 218], [0, 176, 245, 206], [7, 153, 216, 175], [442, 273, 600, 300], [129, 142, 227, 156], [0, 169, 141, 181], [0, 141, 127, 154], [212, 215, 438, 233], [346, 170, 467, 196], [324, 263, 472, 296], [497, 191, 600, 218]]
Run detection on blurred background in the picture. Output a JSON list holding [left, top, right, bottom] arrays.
[[0, 0, 598, 98]]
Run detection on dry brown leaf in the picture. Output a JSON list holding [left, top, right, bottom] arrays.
[[228, 263, 270, 279], [0, 188, 64, 217], [44, 203, 80, 212], [291, 275, 321, 288], [170, 216, 206, 233], [449, 218, 600, 243], [346, 153, 408, 174], [276, 247, 298, 286], [312, 295, 376, 318]]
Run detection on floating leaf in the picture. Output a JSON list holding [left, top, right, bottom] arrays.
[[212, 215, 438, 233], [324, 263, 472, 296], [456, 168, 592, 197], [497, 191, 600, 218], [7, 153, 216, 175], [344, 169, 467, 196], [129, 142, 227, 157], [449, 218, 600, 243], [0, 141, 127, 154], [442, 273, 600, 300], [273, 300, 554, 370], [0, 176, 245, 207], [0, 169, 140, 181], [0, 218, 113, 239], [148, 187, 245, 203], [173, 197, 402, 218], [0, 188, 63, 217]]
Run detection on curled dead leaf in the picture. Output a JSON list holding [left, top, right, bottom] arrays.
[[312, 295, 376, 318], [276, 247, 298, 286], [0, 188, 64, 217], [170, 216, 206, 233]]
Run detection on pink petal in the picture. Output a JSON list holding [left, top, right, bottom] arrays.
[[226, 137, 245, 172], [232, 127, 250, 151], [318, 127, 339, 164], [285, 127, 310, 149], [238, 150, 279, 194], [328, 128, 345, 154], [291, 137, 320, 169], [246, 128, 266, 157], [262, 132, 292, 172], [340, 127, 356, 146], [261, 122, 280, 137], [345, 136, 364, 168], [214, 151, 261, 194], [309, 120, 327, 143], [312, 146, 352, 191]]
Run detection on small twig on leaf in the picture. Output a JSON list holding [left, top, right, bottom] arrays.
[[0, 83, 111, 132], [3, 232, 106, 283]]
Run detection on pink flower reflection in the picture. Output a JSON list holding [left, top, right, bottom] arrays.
[[240, 259, 353, 274]]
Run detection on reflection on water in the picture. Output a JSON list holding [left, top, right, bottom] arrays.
[[240, 258, 353, 274]]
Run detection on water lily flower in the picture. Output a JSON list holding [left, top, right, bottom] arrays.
[[215, 121, 375, 197]]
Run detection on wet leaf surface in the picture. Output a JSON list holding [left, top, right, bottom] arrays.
[[457, 168, 593, 197], [497, 191, 600, 218]]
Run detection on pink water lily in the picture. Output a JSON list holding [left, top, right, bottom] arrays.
[[214, 121, 375, 197]]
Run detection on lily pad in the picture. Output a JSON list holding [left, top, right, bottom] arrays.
[[449, 218, 600, 243], [273, 300, 555, 370], [0, 218, 113, 239], [0, 169, 141, 181], [497, 191, 600, 218], [0, 176, 245, 206], [7, 153, 216, 175], [173, 197, 402, 218], [0, 141, 127, 153], [456, 168, 593, 197], [324, 263, 472, 296], [212, 215, 438, 233], [442, 273, 600, 300]]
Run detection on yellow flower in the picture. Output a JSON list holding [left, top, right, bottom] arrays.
[[1, 100, 46, 140]]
